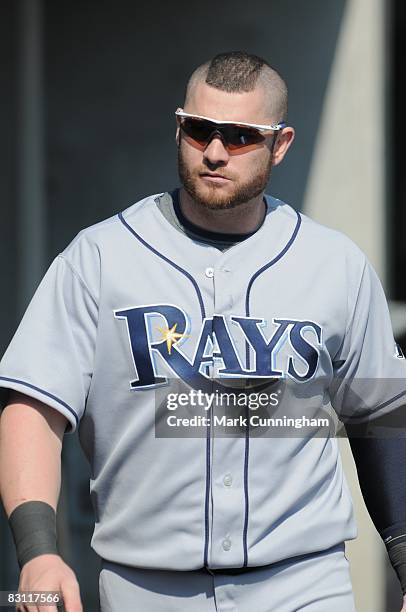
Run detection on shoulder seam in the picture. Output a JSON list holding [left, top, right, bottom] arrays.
[[57, 255, 98, 308], [65, 215, 121, 250], [337, 255, 368, 358]]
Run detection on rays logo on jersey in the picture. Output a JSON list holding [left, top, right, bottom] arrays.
[[114, 304, 322, 391]]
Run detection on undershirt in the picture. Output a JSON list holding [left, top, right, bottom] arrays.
[[156, 188, 265, 251]]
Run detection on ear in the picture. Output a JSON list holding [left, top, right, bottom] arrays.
[[272, 127, 295, 166]]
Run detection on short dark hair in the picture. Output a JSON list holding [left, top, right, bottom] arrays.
[[206, 51, 271, 92], [184, 51, 288, 122]]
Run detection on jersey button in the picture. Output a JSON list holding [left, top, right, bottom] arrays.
[[205, 267, 214, 278], [223, 474, 232, 487], [222, 538, 232, 551]]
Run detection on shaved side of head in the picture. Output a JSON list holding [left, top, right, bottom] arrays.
[[184, 51, 288, 123]]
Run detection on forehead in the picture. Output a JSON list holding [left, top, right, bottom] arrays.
[[184, 81, 271, 124]]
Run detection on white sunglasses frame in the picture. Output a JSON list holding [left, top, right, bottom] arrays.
[[175, 108, 286, 132]]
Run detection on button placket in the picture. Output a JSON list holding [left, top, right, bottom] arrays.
[[205, 260, 244, 567]]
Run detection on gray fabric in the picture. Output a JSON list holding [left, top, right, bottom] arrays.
[[0, 192, 405, 573], [9, 501, 58, 568], [99, 544, 356, 612]]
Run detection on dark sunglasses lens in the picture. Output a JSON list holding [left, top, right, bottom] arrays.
[[181, 118, 214, 143], [224, 125, 265, 146], [180, 117, 265, 148]]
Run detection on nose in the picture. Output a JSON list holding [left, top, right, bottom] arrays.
[[203, 133, 229, 166]]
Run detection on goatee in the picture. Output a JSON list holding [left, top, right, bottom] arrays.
[[177, 143, 273, 210]]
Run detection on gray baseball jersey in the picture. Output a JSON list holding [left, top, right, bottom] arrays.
[[1, 192, 406, 572]]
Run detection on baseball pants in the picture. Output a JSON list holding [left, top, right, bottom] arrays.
[[98, 543, 356, 611]]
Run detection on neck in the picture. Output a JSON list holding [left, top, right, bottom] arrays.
[[179, 188, 266, 234]]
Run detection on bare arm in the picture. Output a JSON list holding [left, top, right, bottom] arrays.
[[0, 391, 83, 612], [0, 390, 66, 515]]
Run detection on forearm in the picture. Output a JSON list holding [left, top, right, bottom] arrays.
[[346, 413, 406, 531], [346, 416, 406, 593], [0, 391, 66, 516], [0, 393, 82, 608]]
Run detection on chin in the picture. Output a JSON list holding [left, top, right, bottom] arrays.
[[191, 183, 244, 210]]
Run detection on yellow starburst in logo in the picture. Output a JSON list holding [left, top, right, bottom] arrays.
[[157, 323, 188, 354]]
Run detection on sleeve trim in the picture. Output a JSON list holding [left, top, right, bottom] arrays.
[[340, 388, 406, 424], [373, 388, 406, 413], [0, 376, 79, 427]]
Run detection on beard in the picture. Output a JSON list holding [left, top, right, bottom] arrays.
[[177, 140, 273, 210]]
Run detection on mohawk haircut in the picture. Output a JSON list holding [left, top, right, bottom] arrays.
[[184, 51, 288, 122], [206, 51, 269, 92]]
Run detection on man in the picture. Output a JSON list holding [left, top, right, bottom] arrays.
[[1, 51, 406, 612]]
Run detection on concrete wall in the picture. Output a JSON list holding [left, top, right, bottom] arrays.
[[303, 0, 402, 610], [303, 0, 387, 280]]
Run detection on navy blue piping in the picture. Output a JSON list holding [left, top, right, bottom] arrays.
[[245, 210, 302, 317], [0, 376, 79, 424], [341, 388, 406, 422], [367, 388, 406, 412], [118, 211, 205, 320], [242, 404, 250, 566], [117, 209, 211, 567], [244, 211, 302, 364], [242, 210, 302, 566]]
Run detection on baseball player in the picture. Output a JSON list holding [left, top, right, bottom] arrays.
[[1, 51, 406, 612]]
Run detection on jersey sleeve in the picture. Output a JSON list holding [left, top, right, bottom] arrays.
[[0, 254, 98, 433], [329, 257, 406, 423]]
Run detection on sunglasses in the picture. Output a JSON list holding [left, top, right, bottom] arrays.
[[175, 109, 286, 150]]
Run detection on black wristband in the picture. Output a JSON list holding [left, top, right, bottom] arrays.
[[381, 523, 406, 594], [387, 543, 406, 594], [8, 501, 59, 568]]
